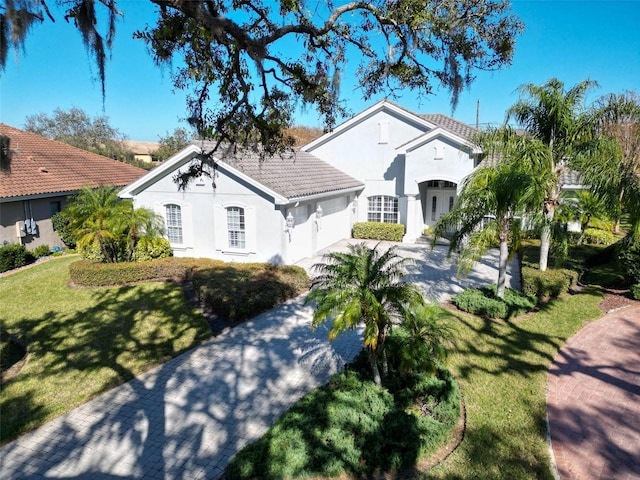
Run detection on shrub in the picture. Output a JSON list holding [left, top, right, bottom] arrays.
[[630, 284, 640, 300], [452, 288, 507, 318], [352, 222, 405, 242], [582, 227, 617, 245], [132, 237, 173, 261], [32, 244, 51, 258], [51, 210, 76, 249], [227, 356, 459, 479], [0, 244, 35, 273], [76, 237, 106, 262], [521, 266, 579, 298], [69, 258, 198, 286], [618, 239, 640, 284], [452, 285, 537, 319], [193, 263, 309, 322]]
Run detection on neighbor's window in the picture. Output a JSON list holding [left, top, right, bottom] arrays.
[[227, 206, 246, 249], [367, 196, 398, 223], [165, 204, 183, 244]]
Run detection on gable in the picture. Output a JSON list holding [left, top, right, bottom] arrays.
[[119, 144, 363, 204]]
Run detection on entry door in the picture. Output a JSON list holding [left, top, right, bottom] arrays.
[[428, 190, 455, 223]]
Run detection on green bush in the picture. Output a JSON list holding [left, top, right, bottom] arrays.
[[227, 355, 459, 479], [352, 222, 405, 242], [76, 237, 106, 262], [193, 263, 309, 322], [452, 285, 537, 319], [618, 239, 640, 284], [521, 266, 579, 298], [630, 284, 640, 300], [582, 227, 617, 245], [132, 237, 173, 261], [51, 210, 76, 249], [0, 244, 36, 273], [69, 258, 197, 286], [32, 244, 51, 258]]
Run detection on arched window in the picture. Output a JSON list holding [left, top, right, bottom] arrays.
[[227, 206, 246, 249], [367, 196, 398, 223], [165, 204, 183, 244]]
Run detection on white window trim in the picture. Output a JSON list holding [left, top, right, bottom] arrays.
[[214, 203, 257, 255]]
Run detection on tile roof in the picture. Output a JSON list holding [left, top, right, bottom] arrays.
[[420, 113, 479, 141], [0, 124, 148, 200], [196, 141, 364, 199], [122, 140, 160, 155]]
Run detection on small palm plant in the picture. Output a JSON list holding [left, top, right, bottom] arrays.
[[306, 242, 425, 386]]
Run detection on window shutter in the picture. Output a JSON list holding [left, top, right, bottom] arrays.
[[245, 206, 257, 253], [213, 204, 227, 250]]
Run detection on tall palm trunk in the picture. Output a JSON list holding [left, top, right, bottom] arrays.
[[368, 346, 382, 387], [496, 223, 509, 299]]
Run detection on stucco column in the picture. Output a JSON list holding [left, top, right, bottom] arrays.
[[402, 194, 420, 243]]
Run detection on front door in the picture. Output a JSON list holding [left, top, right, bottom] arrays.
[[423, 181, 457, 228]]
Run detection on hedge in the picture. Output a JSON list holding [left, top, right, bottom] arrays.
[[352, 222, 405, 242], [68, 257, 221, 287], [582, 227, 617, 246], [521, 266, 579, 298], [630, 284, 640, 301], [452, 285, 537, 319], [0, 244, 36, 273]]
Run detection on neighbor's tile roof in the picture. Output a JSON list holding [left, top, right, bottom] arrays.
[[197, 141, 363, 199], [0, 124, 147, 200], [420, 113, 479, 141]]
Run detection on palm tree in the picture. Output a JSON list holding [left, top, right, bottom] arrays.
[[113, 201, 165, 262], [574, 92, 640, 239], [507, 78, 598, 270], [306, 243, 425, 386], [65, 185, 122, 262], [433, 127, 548, 298], [559, 190, 609, 245]]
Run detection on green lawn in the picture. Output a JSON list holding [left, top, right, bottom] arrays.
[[423, 287, 602, 479], [1, 252, 607, 479], [0, 256, 211, 444]]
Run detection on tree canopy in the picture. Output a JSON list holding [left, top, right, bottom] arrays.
[[25, 107, 136, 162], [2, 0, 524, 184]]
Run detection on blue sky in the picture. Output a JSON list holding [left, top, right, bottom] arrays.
[[1, 1, 639, 141]]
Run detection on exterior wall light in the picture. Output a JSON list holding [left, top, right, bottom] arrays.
[[285, 212, 295, 240]]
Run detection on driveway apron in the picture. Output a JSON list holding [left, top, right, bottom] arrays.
[[547, 304, 640, 479], [0, 242, 520, 479]]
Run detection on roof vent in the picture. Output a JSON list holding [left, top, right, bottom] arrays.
[[39, 166, 48, 173]]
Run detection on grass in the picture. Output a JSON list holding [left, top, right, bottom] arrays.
[[423, 288, 602, 479], [0, 256, 212, 444]]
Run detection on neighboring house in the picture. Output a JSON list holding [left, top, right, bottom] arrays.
[[118, 144, 364, 265], [0, 124, 147, 250], [122, 140, 160, 164], [120, 99, 587, 265]]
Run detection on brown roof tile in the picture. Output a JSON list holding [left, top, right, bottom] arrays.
[[0, 124, 147, 200]]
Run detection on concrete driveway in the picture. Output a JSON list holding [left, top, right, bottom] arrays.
[[0, 241, 516, 479]]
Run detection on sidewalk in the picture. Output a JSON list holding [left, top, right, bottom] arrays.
[[547, 304, 640, 479]]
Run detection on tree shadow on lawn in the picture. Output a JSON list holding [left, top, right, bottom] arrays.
[[0, 291, 364, 480]]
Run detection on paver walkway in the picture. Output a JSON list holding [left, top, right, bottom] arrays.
[[0, 242, 519, 479], [547, 304, 640, 480]]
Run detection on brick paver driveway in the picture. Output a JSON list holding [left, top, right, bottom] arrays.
[[547, 304, 640, 479]]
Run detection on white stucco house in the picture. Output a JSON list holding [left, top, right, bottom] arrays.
[[119, 99, 486, 264]]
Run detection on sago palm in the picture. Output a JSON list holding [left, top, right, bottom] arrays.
[[306, 243, 425, 386]]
